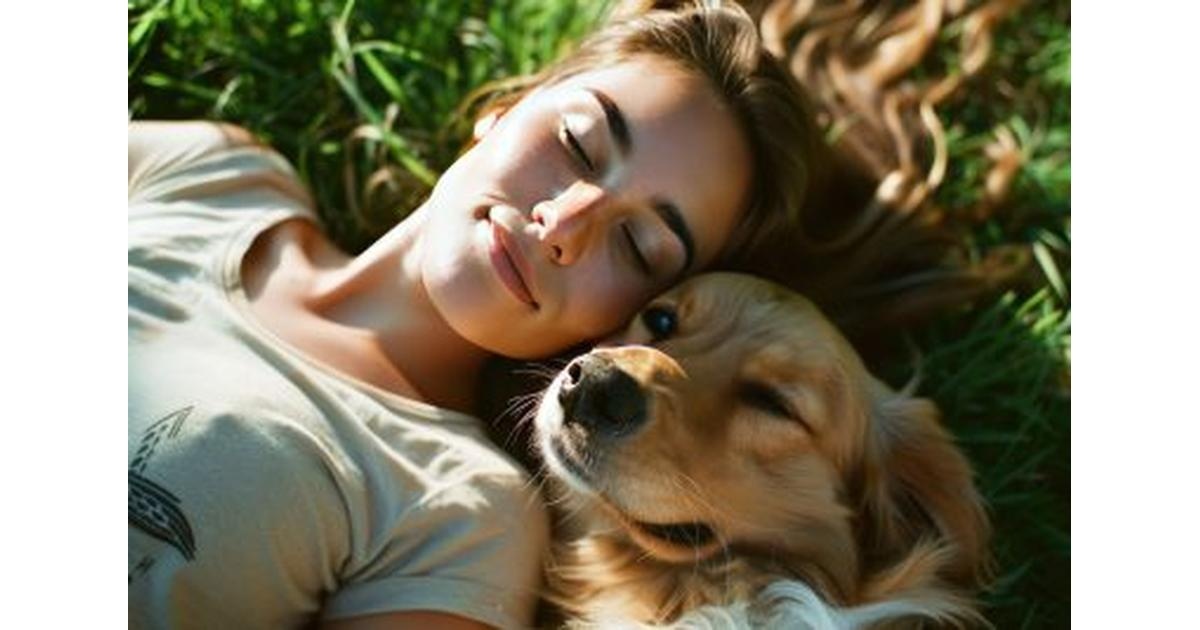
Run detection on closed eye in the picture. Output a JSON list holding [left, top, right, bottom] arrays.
[[635, 520, 716, 548], [739, 381, 811, 432], [560, 120, 595, 173], [622, 223, 651, 275]]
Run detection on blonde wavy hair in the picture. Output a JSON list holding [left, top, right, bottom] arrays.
[[741, 0, 1030, 340]]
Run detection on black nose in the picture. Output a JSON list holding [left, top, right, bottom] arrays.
[[558, 354, 647, 439]]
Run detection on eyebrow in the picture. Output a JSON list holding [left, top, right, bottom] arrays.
[[586, 88, 631, 158], [586, 87, 696, 278], [654, 201, 696, 277]]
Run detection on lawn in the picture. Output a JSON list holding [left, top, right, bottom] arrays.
[[129, 0, 1070, 627]]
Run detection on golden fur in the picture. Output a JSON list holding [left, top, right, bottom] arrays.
[[532, 273, 990, 627]]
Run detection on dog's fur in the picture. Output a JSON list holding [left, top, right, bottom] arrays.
[[529, 273, 990, 628]]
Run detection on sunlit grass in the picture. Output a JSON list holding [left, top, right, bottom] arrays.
[[128, 1, 1070, 626]]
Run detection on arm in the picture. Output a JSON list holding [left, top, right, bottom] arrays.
[[128, 120, 261, 199], [320, 610, 494, 630], [315, 474, 549, 630]]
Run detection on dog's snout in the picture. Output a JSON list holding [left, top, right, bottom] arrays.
[[558, 354, 647, 438]]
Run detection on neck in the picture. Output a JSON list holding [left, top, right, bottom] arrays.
[[304, 206, 491, 413]]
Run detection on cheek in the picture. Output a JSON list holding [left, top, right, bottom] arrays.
[[730, 412, 814, 467], [484, 119, 571, 206], [418, 234, 497, 341], [562, 258, 652, 340], [419, 210, 477, 294]]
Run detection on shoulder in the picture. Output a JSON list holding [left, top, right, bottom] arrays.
[[129, 120, 314, 213], [129, 121, 266, 197], [322, 481, 548, 628], [321, 423, 550, 628], [411, 429, 551, 549], [131, 406, 342, 496], [129, 407, 354, 621], [128, 121, 320, 290]]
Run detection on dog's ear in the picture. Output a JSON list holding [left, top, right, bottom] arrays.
[[856, 384, 991, 598]]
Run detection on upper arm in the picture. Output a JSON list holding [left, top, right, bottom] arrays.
[[319, 610, 495, 630], [128, 120, 262, 199]]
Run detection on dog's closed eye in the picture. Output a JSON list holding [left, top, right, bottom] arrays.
[[636, 520, 716, 548], [533, 273, 988, 625], [738, 381, 811, 433]]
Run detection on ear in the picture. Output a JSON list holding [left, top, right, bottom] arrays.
[[858, 383, 991, 596], [472, 107, 506, 142]]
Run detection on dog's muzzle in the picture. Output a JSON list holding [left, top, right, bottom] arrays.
[[558, 353, 647, 440]]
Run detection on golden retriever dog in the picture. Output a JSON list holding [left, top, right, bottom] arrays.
[[530, 272, 990, 628]]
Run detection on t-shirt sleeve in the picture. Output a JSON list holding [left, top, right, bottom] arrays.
[[128, 120, 314, 211], [320, 473, 551, 630]]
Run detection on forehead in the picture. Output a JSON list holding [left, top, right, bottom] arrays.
[[551, 56, 752, 268]]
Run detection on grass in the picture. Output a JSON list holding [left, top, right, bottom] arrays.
[[129, 0, 1070, 627], [883, 289, 1070, 628]]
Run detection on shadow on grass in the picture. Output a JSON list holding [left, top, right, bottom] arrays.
[[878, 289, 1070, 629]]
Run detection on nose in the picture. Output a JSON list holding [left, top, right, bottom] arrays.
[[557, 353, 647, 439], [532, 181, 608, 266]]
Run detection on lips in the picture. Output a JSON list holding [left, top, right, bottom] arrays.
[[486, 211, 539, 309]]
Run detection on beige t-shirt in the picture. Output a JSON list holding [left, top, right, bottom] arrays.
[[128, 122, 548, 629]]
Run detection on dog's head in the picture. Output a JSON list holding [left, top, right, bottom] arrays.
[[534, 272, 989, 608]]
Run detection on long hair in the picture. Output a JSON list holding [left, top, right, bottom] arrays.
[[737, 0, 1031, 347]]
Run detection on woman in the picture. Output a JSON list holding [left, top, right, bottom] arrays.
[[128, 3, 819, 628]]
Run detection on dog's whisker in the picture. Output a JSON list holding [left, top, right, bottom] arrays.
[[712, 528, 736, 601], [671, 471, 792, 538], [498, 393, 546, 453], [500, 390, 542, 417], [502, 401, 537, 437], [555, 499, 596, 535], [508, 391, 541, 410], [513, 368, 556, 383], [509, 274, 989, 627], [669, 471, 736, 531], [661, 472, 766, 602], [632, 547, 656, 566], [520, 464, 553, 497], [660, 475, 729, 597], [512, 396, 544, 427], [514, 358, 570, 381], [496, 399, 536, 437]]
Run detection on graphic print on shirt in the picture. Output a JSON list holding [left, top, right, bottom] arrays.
[[129, 405, 197, 569]]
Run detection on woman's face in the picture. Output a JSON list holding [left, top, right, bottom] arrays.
[[420, 55, 752, 358]]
